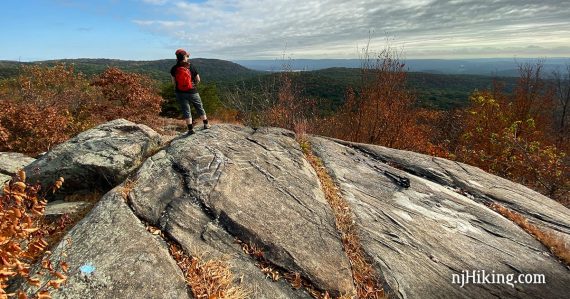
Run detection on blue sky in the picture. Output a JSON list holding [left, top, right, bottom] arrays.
[[1, 0, 570, 61], [0, 0, 176, 61]]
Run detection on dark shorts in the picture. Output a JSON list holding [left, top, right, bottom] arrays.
[[175, 92, 206, 119]]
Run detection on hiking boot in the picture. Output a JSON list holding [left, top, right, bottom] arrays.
[[186, 124, 195, 135], [203, 123, 211, 129]]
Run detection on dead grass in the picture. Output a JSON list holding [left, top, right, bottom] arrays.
[[119, 179, 137, 202], [238, 241, 280, 282], [489, 203, 570, 266], [63, 192, 102, 203], [154, 117, 187, 136], [167, 243, 250, 299], [236, 240, 345, 299], [44, 192, 101, 247], [143, 220, 250, 298], [297, 138, 386, 299], [155, 117, 240, 136]]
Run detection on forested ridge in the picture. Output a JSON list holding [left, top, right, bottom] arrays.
[[0, 58, 519, 110]]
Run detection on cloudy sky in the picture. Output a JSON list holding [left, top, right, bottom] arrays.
[[2, 0, 569, 61]]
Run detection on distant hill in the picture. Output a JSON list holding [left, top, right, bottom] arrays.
[[0, 58, 261, 84], [231, 67, 519, 110], [0, 61, 23, 78], [0, 58, 522, 110], [236, 58, 570, 77]]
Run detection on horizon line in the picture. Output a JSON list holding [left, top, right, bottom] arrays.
[[2, 56, 570, 63]]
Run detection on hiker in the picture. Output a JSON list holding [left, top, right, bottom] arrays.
[[171, 48, 210, 135]]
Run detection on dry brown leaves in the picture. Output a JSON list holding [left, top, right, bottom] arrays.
[[0, 170, 69, 298], [119, 179, 137, 202], [489, 203, 570, 266], [299, 138, 385, 299], [236, 239, 352, 299], [168, 243, 250, 299]]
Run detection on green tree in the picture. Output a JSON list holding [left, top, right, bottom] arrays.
[[198, 83, 222, 115], [159, 82, 223, 118], [159, 82, 178, 117]]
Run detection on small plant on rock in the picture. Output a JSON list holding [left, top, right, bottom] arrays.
[[0, 171, 68, 299]]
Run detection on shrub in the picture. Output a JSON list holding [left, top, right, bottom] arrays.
[[0, 171, 68, 299], [455, 63, 569, 203], [0, 103, 72, 154], [91, 67, 163, 126], [0, 64, 165, 154], [223, 79, 278, 128], [158, 82, 178, 118], [313, 46, 430, 152], [263, 71, 317, 132], [0, 64, 100, 154]]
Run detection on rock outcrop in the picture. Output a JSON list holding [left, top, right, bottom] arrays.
[[128, 125, 353, 297], [44, 200, 92, 222], [24, 119, 162, 196], [310, 136, 570, 299], [0, 152, 35, 184], [330, 139, 570, 245], [15, 121, 569, 299], [42, 187, 190, 299]]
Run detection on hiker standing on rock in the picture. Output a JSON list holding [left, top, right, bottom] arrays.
[[171, 48, 210, 135]]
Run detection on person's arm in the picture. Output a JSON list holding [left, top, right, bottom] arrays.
[[170, 65, 176, 87], [190, 64, 200, 85]]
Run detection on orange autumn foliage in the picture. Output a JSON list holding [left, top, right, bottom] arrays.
[[0, 104, 72, 154], [0, 64, 99, 154], [0, 64, 164, 155], [455, 63, 568, 202], [261, 53, 567, 204], [263, 71, 317, 132], [312, 47, 431, 153], [0, 171, 68, 299], [0, 59, 565, 205], [90, 67, 163, 126]]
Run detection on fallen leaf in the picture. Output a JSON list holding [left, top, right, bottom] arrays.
[[60, 261, 69, 272], [37, 290, 51, 299]]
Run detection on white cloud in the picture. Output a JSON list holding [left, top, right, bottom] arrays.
[[133, 20, 185, 27], [134, 0, 570, 59]]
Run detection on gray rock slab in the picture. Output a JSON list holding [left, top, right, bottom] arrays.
[[332, 138, 570, 244], [0, 152, 35, 175], [164, 197, 311, 299], [41, 186, 190, 299], [0, 152, 35, 184], [24, 119, 162, 195], [0, 173, 9, 185], [44, 200, 92, 222], [310, 136, 570, 299], [129, 124, 354, 297]]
